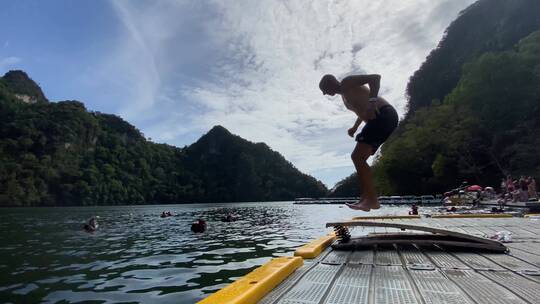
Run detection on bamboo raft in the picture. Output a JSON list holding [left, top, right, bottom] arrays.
[[199, 215, 540, 304]]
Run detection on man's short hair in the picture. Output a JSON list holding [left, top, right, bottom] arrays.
[[319, 74, 337, 91]]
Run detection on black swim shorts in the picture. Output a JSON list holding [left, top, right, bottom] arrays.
[[355, 105, 398, 154]]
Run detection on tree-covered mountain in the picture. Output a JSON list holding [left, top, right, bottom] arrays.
[[0, 71, 327, 206], [332, 0, 540, 196], [406, 0, 540, 115], [328, 173, 358, 197], [185, 126, 327, 202], [0, 70, 48, 103]]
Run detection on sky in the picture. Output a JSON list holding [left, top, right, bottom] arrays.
[[0, 0, 476, 188]]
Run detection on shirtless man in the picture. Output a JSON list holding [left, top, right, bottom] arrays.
[[319, 74, 398, 211]]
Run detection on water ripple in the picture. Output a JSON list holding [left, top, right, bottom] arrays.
[[0, 202, 410, 303]]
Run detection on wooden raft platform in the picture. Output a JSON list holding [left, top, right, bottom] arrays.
[[326, 219, 508, 252], [259, 216, 540, 304]]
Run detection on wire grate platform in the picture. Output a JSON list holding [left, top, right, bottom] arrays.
[[260, 217, 540, 304]]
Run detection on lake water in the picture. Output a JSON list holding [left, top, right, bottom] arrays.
[[0, 202, 413, 303]]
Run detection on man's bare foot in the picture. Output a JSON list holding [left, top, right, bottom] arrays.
[[346, 198, 380, 211], [346, 202, 371, 211]]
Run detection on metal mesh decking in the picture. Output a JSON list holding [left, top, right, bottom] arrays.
[[260, 217, 540, 304]]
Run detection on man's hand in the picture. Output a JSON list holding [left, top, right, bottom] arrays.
[[348, 118, 362, 137], [348, 127, 357, 137]]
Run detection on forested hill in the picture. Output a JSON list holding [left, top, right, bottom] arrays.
[[0, 70, 47, 103], [332, 0, 540, 196], [406, 0, 540, 115], [0, 71, 327, 206], [184, 126, 327, 202]]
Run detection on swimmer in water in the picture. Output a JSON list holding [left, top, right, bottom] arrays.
[[83, 216, 99, 232]]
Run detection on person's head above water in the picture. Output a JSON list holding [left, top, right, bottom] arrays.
[[319, 74, 341, 96]]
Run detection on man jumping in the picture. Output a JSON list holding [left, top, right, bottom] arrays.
[[319, 74, 398, 211]]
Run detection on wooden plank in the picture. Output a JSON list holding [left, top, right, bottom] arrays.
[[453, 226, 489, 238], [352, 215, 421, 220], [430, 214, 512, 218], [326, 220, 506, 250]]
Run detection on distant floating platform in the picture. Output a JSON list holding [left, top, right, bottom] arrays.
[[293, 197, 358, 204], [294, 196, 443, 205], [479, 199, 540, 211]]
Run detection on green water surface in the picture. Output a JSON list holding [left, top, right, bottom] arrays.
[[0, 202, 412, 303]]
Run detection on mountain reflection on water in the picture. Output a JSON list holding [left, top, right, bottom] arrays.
[[0, 202, 410, 303]]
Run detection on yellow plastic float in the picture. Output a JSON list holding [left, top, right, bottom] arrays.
[[294, 234, 336, 259], [197, 256, 303, 304]]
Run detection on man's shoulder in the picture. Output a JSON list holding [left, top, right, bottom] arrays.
[[340, 76, 356, 90], [341, 83, 370, 97]]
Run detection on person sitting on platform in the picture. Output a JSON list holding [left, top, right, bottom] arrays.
[[409, 204, 418, 215], [528, 177, 537, 199]]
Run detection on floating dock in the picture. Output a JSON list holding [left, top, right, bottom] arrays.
[[293, 196, 443, 205], [479, 199, 540, 211], [199, 215, 540, 304]]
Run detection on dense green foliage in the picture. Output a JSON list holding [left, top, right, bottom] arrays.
[[0, 70, 47, 103], [185, 126, 327, 202], [336, 31, 540, 194], [328, 173, 358, 197], [0, 72, 327, 206], [373, 31, 540, 195], [406, 0, 540, 115], [333, 0, 540, 196]]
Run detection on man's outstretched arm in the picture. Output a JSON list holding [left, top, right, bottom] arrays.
[[341, 74, 381, 98], [352, 117, 362, 128], [348, 117, 362, 137]]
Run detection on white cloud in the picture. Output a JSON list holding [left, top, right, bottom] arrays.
[[0, 56, 21, 70], [108, 0, 475, 186]]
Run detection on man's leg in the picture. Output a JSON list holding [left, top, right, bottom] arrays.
[[347, 142, 380, 211]]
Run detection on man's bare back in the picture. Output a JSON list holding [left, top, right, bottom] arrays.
[[341, 82, 390, 121]]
